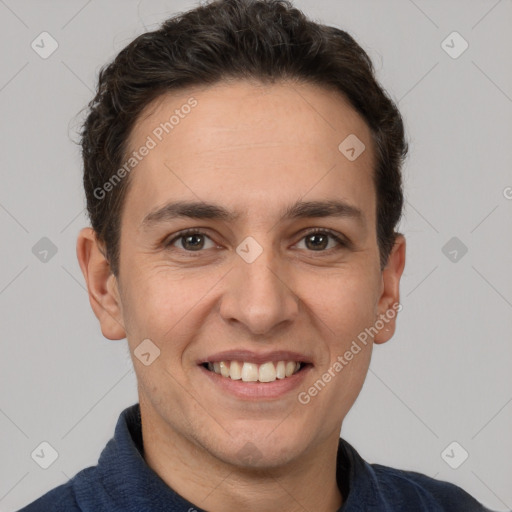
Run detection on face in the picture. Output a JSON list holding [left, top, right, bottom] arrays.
[[78, 79, 405, 470]]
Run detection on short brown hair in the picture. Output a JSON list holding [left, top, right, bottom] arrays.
[[80, 0, 408, 277]]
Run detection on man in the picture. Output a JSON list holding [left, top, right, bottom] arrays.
[[19, 0, 496, 510]]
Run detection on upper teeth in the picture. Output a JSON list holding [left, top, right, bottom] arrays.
[[207, 361, 301, 382]]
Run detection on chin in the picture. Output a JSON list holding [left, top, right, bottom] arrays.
[[207, 427, 309, 470]]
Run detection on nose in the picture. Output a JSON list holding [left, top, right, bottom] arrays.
[[219, 245, 300, 336]]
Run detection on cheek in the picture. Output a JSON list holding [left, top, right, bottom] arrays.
[[121, 267, 217, 354], [312, 331, 373, 412], [295, 266, 379, 400], [300, 266, 379, 332]]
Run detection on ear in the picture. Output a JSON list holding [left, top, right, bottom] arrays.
[[373, 234, 406, 345], [76, 227, 126, 340]]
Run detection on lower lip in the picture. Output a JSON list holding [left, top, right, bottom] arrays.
[[199, 364, 312, 400]]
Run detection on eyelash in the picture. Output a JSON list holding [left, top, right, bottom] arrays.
[[164, 228, 348, 254]]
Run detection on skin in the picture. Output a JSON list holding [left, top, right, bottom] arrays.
[[77, 79, 406, 512]]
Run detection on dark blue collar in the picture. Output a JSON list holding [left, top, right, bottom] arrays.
[[70, 403, 385, 511]]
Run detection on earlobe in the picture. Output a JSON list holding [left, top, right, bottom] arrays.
[[76, 227, 126, 340], [373, 234, 406, 345]]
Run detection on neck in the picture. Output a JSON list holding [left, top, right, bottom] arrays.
[[139, 401, 343, 512]]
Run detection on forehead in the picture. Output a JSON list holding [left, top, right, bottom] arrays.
[[122, 80, 376, 229]]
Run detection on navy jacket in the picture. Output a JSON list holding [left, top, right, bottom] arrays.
[[18, 403, 496, 511]]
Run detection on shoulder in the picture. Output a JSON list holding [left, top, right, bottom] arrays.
[[16, 468, 95, 512], [17, 484, 78, 512], [371, 463, 494, 511], [338, 438, 495, 511]]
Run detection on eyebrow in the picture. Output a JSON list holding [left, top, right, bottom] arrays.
[[140, 199, 366, 230]]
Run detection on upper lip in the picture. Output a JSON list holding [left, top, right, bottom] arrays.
[[198, 350, 313, 365]]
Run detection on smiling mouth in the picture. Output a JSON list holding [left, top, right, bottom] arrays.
[[202, 360, 309, 383]]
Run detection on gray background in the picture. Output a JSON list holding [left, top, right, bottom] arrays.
[[1, 0, 511, 510]]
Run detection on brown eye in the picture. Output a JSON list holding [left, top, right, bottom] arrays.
[[296, 229, 347, 252], [164, 228, 348, 254], [166, 230, 215, 251], [305, 232, 329, 251]]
